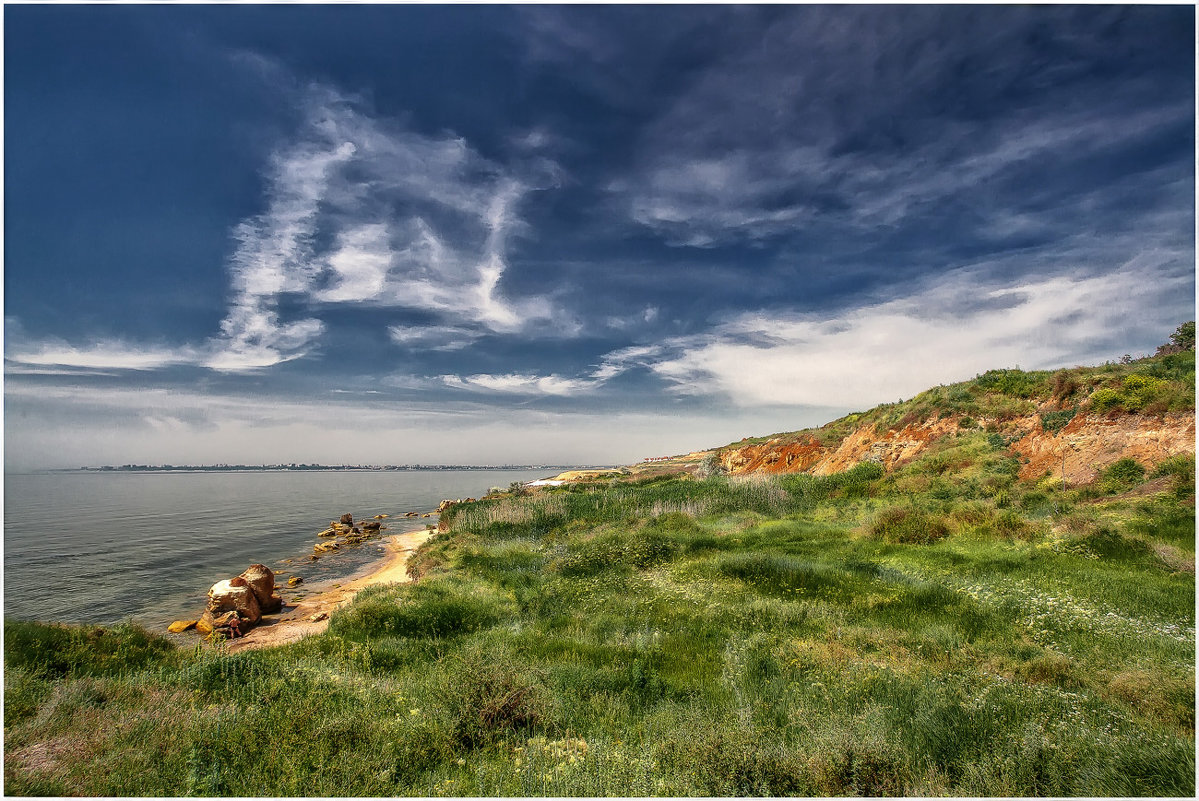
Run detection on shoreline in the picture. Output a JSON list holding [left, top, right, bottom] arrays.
[[225, 525, 436, 653]]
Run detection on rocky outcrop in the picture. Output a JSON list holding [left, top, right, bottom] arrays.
[[197, 576, 262, 635], [189, 564, 289, 636], [1011, 411, 1195, 484], [239, 563, 283, 615]]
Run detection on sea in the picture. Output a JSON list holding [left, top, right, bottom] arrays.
[[3, 468, 555, 633]]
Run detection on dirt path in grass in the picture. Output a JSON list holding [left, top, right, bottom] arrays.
[[225, 527, 434, 653]]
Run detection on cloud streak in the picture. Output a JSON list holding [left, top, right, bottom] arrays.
[[620, 257, 1192, 408]]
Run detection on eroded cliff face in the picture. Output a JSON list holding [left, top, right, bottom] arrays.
[[713, 409, 1195, 485], [1010, 410, 1194, 484]]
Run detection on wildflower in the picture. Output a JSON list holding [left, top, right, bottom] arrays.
[[456, 758, 466, 766]]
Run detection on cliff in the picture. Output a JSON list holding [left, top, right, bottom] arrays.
[[638, 327, 1196, 488], [709, 408, 1194, 486]]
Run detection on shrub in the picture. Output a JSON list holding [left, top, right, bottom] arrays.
[[994, 509, 1030, 538], [696, 453, 727, 479], [1051, 369, 1081, 400], [656, 721, 819, 795], [1120, 375, 1168, 412], [552, 525, 680, 576], [1040, 408, 1076, 434], [1080, 526, 1151, 559], [436, 644, 548, 748], [718, 552, 846, 596], [1151, 454, 1195, 497], [1089, 387, 1122, 412], [869, 507, 950, 545], [1156, 321, 1195, 355], [1099, 458, 1146, 494]]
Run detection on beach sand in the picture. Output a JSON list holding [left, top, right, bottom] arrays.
[[225, 526, 435, 653]]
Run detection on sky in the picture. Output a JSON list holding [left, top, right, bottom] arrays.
[[3, 3, 1195, 471]]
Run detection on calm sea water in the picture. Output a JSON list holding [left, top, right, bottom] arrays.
[[3, 469, 552, 631]]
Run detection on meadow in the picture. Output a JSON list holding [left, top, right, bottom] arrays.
[[4, 427, 1194, 796]]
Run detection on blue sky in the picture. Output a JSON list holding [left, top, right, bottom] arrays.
[[4, 4, 1195, 470]]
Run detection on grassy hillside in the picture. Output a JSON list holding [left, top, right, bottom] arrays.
[[5, 331, 1195, 796], [634, 328, 1196, 486]]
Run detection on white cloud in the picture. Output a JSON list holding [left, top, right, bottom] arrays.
[[204, 83, 558, 369], [388, 324, 483, 352], [316, 223, 393, 303], [638, 258, 1192, 408], [441, 373, 593, 397], [8, 75, 565, 375], [5, 340, 200, 372], [589, 344, 665, 382]]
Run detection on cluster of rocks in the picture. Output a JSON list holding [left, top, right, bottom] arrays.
[[168, 509, 428, 638], [165, 563, 285, 636], [436, 498, 475, 513], [312, 512, 384, 557]]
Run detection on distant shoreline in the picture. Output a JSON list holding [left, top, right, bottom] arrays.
[[62, 463, 597, 473]]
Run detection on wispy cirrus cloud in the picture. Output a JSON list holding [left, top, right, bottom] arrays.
[[205, 79, 562, 370], [604, 6, 1192, 247], [8, 72, 564, 375]]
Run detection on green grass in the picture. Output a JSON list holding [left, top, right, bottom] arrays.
[[6, 452, 1193, 796]]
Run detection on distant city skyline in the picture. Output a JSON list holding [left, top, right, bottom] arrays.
[[5, 4, 1194, 471]]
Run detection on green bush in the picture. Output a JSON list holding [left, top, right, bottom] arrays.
[[869, 507, 950, 545], [718, 552, 848, 597], [1080, 526, 1151, 559], [1040, 408, 1076, 434], [1100, 458, 1146, 494], [1051, 369, 1081, 399], [436, 644, 548, 748], [1151, 454, 1195, 497], [1089, 387, 1123, 412], [1121, 375, 1168, 412]]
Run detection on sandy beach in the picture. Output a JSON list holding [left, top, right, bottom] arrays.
[[225, 525, 435, 653]]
